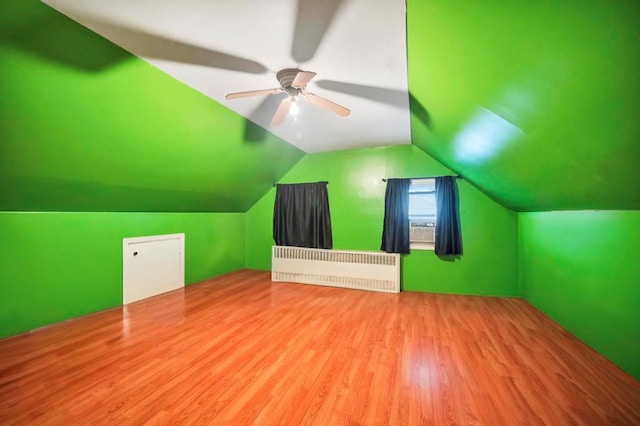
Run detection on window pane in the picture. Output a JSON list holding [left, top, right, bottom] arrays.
[[409, 179, 436, 223], [409, 193, 436, 221]]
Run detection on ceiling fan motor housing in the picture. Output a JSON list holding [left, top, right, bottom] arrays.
[[277, 68, 305, 94]]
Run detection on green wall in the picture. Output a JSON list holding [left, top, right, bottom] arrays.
[[0, 212, 245, 338], [246, 145, 519, 296], [519, 211, 640, 380], [407, 0, 640, 211], [0, 0, 303, 213]]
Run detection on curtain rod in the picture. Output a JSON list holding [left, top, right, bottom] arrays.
[[381, 175, 462, 182], [273, 181, 329, 187]]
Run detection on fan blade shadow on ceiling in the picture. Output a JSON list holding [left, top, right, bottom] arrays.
[[77, 16, 268, 73], [291, 0, 344, 63], [316, 80, 407, 107], [315, 80, 432, 128], [243, 92, 288, 142]]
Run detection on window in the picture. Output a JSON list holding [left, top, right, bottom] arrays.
[[409, 178, 437, 249]]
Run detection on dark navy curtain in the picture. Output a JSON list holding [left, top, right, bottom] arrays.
[[380, 178, 411, 254], [435, 176, 462, 255], [273, 182, 332, 249]]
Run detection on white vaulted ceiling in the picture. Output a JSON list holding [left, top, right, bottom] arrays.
[[41, 0, 411, 153]]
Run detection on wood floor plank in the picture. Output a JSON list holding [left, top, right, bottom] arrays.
[[0, 269, 638, 425]]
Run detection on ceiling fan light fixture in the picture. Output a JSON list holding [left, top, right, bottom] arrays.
[[289, 97, 299, 116], [226, 68, 350, 125]]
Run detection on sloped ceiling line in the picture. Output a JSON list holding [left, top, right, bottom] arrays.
[[42, 0, 412, 154]]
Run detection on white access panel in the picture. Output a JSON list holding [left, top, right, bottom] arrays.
[[122, 233, 185, 304]]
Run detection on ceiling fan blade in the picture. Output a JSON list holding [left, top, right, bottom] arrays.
[[292, 71, 317, 88], [304, 93, 350, 117], [248, 92, 288, 123], [226, 88, 282, 100], [244, 92, 288, 141], [73, 16, 268, 74], [291, 0, 344, 63], [272, 97, 293, 125]]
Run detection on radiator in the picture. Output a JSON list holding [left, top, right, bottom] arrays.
[[271, 246, 400, 293]]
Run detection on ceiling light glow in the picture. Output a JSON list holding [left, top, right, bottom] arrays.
[[289, 99, 299, 116]]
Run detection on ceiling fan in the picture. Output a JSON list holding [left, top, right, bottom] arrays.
[[225, 68, 350, 126], [57, 0, 418, 136]]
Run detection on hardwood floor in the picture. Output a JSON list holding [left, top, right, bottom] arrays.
[[0, 269, 638, 425]]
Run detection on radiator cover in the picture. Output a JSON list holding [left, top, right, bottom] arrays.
[[271, 246, 400, 293]]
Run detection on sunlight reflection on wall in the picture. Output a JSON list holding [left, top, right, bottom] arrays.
[[452, 59, 566, 165], [453, 107, 524, 164]]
